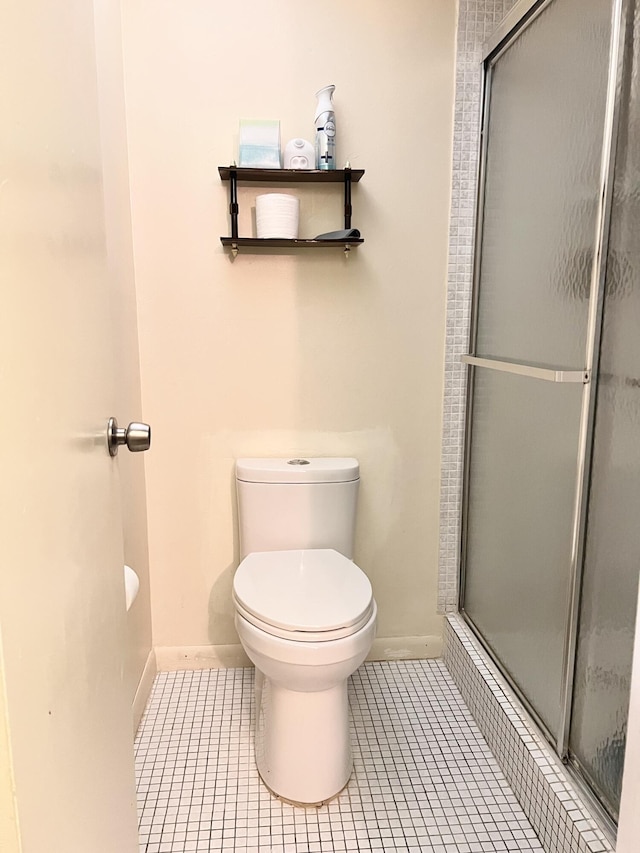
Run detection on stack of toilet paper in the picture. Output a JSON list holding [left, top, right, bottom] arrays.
[[256, 194, 299, 239]]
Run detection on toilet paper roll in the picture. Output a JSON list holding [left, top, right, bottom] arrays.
[[124, 564, 140, 611], [256, 193, 299, 239]]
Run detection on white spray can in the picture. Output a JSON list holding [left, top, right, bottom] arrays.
[[314, 84, 336, 170]]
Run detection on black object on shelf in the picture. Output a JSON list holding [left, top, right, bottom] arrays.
[[314, 229, 361, 240], [219, 167, 364, 255]]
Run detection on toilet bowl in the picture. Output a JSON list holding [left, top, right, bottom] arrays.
[[233, 548, 376, 805], [233, 458, 376, 806]]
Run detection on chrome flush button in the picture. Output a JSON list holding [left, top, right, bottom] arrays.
[[288, 458, 310, 465]]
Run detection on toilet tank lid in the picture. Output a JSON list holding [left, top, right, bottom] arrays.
[[236, 457, 359, 484]]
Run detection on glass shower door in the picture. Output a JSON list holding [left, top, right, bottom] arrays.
[[568, 6, 640, 817], [461, 0, 615, 738]]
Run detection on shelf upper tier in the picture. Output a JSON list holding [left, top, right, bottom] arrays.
[[218, 167, 364, 183]]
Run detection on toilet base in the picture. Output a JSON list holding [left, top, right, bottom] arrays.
[[254, 670, 353, 806], [259, 775, 350, 809]]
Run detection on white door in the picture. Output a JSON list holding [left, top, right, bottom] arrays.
[[0, 1, 140, 851]]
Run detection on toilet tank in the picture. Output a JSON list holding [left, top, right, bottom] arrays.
[[236, 458, 359, 560]]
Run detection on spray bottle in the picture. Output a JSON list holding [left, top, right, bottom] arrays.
[[314, 85, 336, 170]]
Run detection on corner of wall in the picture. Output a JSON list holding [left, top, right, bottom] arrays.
[[132, 648, 158, 734]]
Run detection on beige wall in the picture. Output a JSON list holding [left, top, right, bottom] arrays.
[[93, 0, 155, 718], [122, 0, 456, 653]]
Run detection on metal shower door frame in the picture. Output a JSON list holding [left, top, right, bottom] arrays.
[[458, 0, 630, 822]]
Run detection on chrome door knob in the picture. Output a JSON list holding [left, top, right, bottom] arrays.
[[107, 417, 151, 457]]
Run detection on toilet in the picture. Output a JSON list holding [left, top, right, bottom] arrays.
[[233, 457, 377, 806]]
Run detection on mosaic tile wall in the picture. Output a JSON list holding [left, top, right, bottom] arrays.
[[438, 0, 519, 612], [443, 615, 614, 853]]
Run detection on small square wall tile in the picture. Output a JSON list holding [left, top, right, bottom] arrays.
[[443, 616, 614, 853], [438, 0, 521, 613]]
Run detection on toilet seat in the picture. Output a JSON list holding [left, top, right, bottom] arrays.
[[234, 598, 375, 642], [233, 548, 373, 642]]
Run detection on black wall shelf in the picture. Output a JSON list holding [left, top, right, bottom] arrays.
[[219, 166, 364, 255], [220, 237, 365, 250], [218, 167, 364, 183]]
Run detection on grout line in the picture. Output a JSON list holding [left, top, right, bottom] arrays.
[[443, 616, 614, 853], [135, 660, 546, 853]]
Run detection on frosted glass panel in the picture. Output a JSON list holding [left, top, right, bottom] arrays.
[[569, 9, 640, 817], [464, 370, 583, 733], [476, 0, 613, 368]]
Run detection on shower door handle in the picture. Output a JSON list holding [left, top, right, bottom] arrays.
[[107, 417, 151, 457]]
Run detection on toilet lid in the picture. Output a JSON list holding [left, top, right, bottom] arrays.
[[233, 549, 373, 635]]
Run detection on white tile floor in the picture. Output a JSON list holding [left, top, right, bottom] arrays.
[[135, 661, 545, 853]]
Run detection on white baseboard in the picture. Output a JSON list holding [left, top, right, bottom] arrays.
[[155, 644, 252, 671], [133, 648, 157, 733], [367, 635, 442, 660], [154, 635, 442, 673]]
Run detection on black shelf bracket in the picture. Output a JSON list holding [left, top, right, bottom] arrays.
[[229, 168, 239, 240], [344, 168, 352, 230]]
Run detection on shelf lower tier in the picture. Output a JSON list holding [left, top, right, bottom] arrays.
[[220, 237, 364, 251]]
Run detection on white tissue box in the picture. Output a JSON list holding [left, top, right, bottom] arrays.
[[239, 119, 281, 168]]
